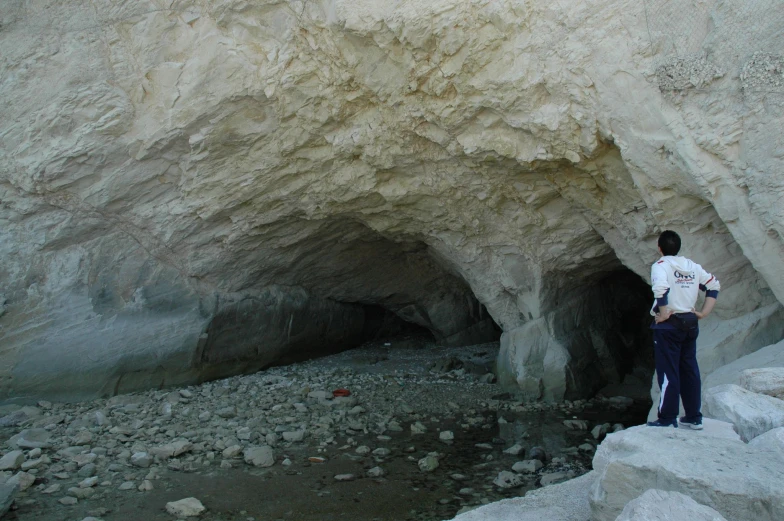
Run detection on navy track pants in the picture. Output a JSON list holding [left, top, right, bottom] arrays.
[[653, 325, 702, 421]]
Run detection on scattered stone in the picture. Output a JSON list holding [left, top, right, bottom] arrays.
[[138, 480, 154, 491], [282, 430, 305, 442], [410, 422, 427, 434], [0, 450, 25, 471], [59, 496, 78, 506], [67, 486, 95, 499], [334, 474, 356, 481], [540, 471, 570, 486], [6, 471, 35, 491], [367, 466, 385, 477], [1, 484, 16, 518], [591, 423, 609, 441], [512, 459, 542, 473], [439, 430, 455, 443], [502, 444, 524, 456], [528, 446, 547, 462], [77, 463, 97, 477], [166, 497, 206, 517], [493, 471, 524, 489], [79, 476, 99, 488], [131, 452, 153, 468], [418, 454, 439, 472], [563, 419, 588, 430], [8, 428, 52, 449], [43, 484, 61, 494], [243, 446, 274, 467], [222, 445, 242, 459], [118, 481, 136, 491]]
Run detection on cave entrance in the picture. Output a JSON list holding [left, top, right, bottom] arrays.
[[570, 268, 655, 406]]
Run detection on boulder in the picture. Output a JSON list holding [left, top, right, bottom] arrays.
[[590, 425, 784, 521], [704, 339, 784, 390], [739, 368, 784, 399], [748, 427, 784, 453], [451, 471, 595, 521], [615, 489, 727, 521], [703, 384, 784, 441]]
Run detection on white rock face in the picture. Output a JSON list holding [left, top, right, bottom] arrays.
[[614, 489, 727, 521], [703, 384, 784, 441], [590, 425, 784, 521], [1, 0, 783, 401]]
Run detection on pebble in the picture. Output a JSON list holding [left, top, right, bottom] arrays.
[[493, 471, 524, 489], [0, 343, 628, 519], [243, 446, 274, 467], [367, 466, 385, 477], [334, 474, 356, 481], [418, 454, 439, 472], [130, 452, 153, 468], [439, 431, 454, 443], [502, 444, 524, 456], [59, 496, 78, 506]]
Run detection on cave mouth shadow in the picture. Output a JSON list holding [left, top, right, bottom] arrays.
[[567, 268, 655, 415]]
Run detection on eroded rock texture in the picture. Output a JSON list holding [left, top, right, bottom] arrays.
[[1, 0, 782, 402]]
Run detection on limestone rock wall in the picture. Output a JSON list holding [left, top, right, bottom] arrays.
[[1, 0, 782, 402]]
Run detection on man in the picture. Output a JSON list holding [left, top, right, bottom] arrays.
[[647, 230, 720, 429]]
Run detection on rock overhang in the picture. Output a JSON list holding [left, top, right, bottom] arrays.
[[1, 0, 783, 402]]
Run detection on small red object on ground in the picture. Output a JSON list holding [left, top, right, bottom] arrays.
[[332, 388, 351, 397]]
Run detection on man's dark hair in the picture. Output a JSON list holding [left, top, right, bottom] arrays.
[[658, 230, 681, 256]]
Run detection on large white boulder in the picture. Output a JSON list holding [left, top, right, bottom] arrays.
[[705, 339, 784, 390], [451, 471, 594, 521], [590, 425, 784, 521], [740, 368, 784, 400], [748, 427, 784, 453], [703, 384, 784, 441], [614, 489, 727, 521]]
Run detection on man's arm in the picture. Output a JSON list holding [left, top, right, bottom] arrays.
[[651, 261, 671, 322], [695, 297, 716, 320], [696, 265, 720, 320]]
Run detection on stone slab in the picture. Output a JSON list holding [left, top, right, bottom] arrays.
[[590, 425, 784, 521]]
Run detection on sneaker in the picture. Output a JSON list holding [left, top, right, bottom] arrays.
[[679, 416, 704, 430], [646, 419, 678, 428]]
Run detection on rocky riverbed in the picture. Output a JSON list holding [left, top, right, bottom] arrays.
[[0, 338, 648, 521]]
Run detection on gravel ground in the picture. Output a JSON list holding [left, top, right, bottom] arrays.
[[0, 336, 649, 521]]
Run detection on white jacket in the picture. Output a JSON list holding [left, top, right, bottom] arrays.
[[650, 256, 720, 315]]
